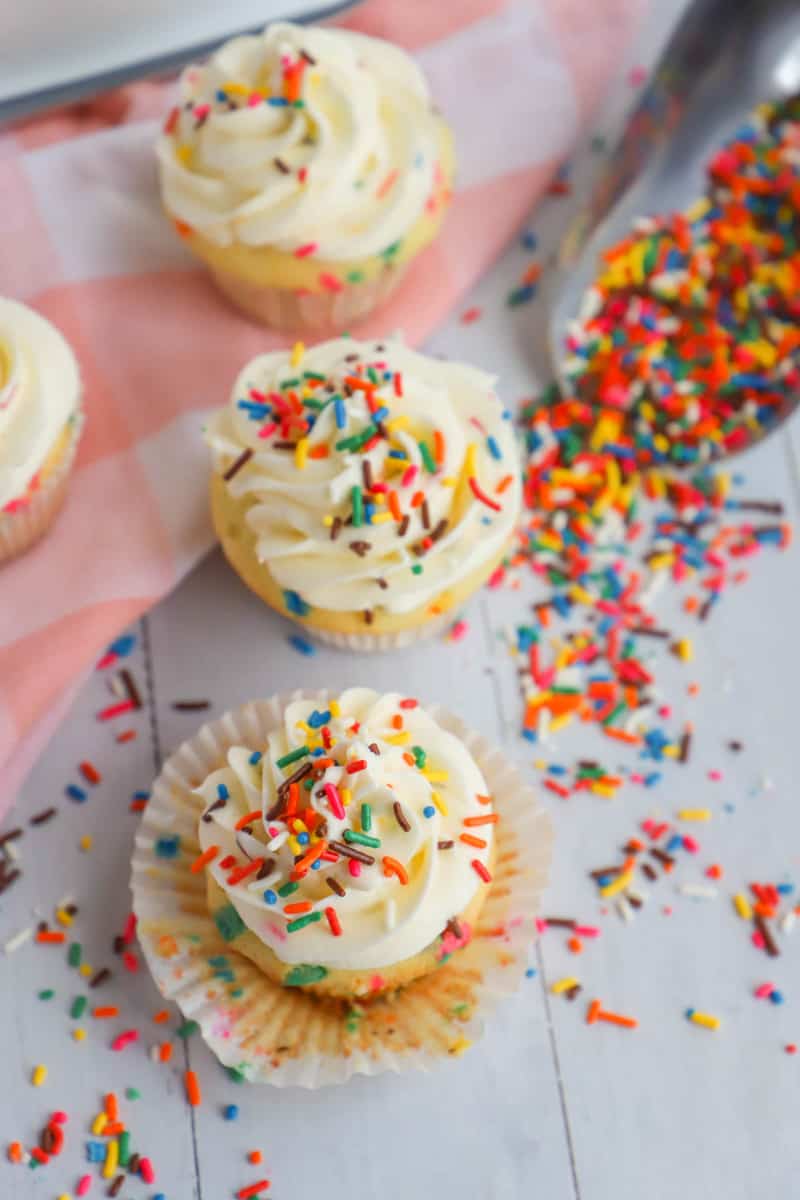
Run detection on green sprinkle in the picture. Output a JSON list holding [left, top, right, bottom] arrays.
[[343, 830, 381, 849], [70, 995, 87, 1019], [351, 485, 364, 527], [411, 564, 423, 575], [284, 963, 328, 986], [367, 367, 380, 385], [118, 1130, 131, 1166], [68, 942, 82, 967], [412, 745, 426, 769], [229, 987, 245, 998], [418, 441, 436, 474], [281, 376, 301, 388], [347, 270, 365, 283], [227, 1065, 248, 1083], [303, 371, 327, 382], [214, 904, 247, 942], [360, 803, 372, 832], [303, 778, 314, 791], [38, 989, 55, 1001], [286, 911, 323, 933], [276, 744, 310, 770], [176, 1019, 199, 1039], [382, 239, 402, 259], [125, 1088, 140, 1101], [278, 880, 299, 898]]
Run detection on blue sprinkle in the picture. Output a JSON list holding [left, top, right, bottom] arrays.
[[387, 448, 406, 460], [109, 633, 137, 658], [284, 589, 311, 617], [311, 860, 322, 870], [777, 883, 795, 895], [308, 709, 332, 729], [423, 805, 436, 819], [267, 96, 288, 107], [297, 832, 310, 846], [249, 751, 262, 765], [264, 890, 277, 906], [487, 435, 502, 460], [769, 990, 785, 1005], [521, 729, 537, 743], [155, 836, 180, 860], [665, 834, 683, 853], [133, 789, 150, 801], [289, 634, 316, 656], [217, 784, 229, 801], [548, 765, 568, 776], [334, 397, 347, 429], [66, 784, 87, 802], [215, 90, 228, 103], [521, 229, 537, 250], [310, 747, 327, 757], [364, 501, 375, 524], [86, 1141, 105, 1162], [525, 967, 537, 978], [208, 955, 229, 968], [372, 406, 390, 423], [224, 1103, 240, 1120]]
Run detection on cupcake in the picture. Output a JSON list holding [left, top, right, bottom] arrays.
[[206, 336, 521, 649], [132, 689, 551, 1084], [156, 22, 453, 334], [0, 298, 83, 563]]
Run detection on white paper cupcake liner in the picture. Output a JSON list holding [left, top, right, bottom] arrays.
[[209, 262, 409, 335], [131, 691, 552, 1088], [0, 407, 84, 564]]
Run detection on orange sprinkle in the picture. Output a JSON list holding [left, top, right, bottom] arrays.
[[586, 999, 602, 1025], [382, 856, 409, 885], [343, 375, 376, 394], [7, 1142, 22, 1163], [522, 262, 542, 285], [410, 491, 425, 508], [402, 752, 416, 767], [388, 491, 403, 521], [226, 859, 264, 887], [290, 840, 328, 880], [285, 782, 299, 818], [103, 1122, 126, 1136], [391, 714, 404, 730], [104, 1093, 118, 1121], [283, 901, 313, 915], [235, 810, 262, 831], [603, 728, 642, 745], [93, 1006, 119, 1019], [80, 761, 102, 784], [567, 937, 583, 954], [496, 474, 514, 494], [159, 1042, 173, 1063], [190, 845, 219, 873], [308, 444, 329, 459], [376, 168, 399, 199], [476, 793, 492, 806], [173, 219, 193, 238], [463, 814, 499, 827], [116, 730, 137, 743], [460, 833, 487, 849], [598, 1010, 638, 1030], [36, 930, 66, 945], [248, 1151, 263, 1166], [185, 1069, 202, 1107], [153, 1009, 170, 1024], [433, 430, 445, 465]]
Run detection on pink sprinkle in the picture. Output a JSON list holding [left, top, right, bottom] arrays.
[[752, 930, 766, 950], [369, 974, 387, 992], [324, 783, 345, 820], [319, 272, 343, 293], [122, 951, 139, 972], [111, 1030, 139, 1052], [348, 859, 362, 879], [628, 65, 647, 87], [448, 620, 469, 642], [708, 770, 722, 781], [97, 700, 135, 722], [401, 464, 418, 488], [682, 836, 700, 853], [193, 103, 211, 120], [294, 242, 318, 258], [460, 306, 482, 325], [574, 925, 600, 938], [139, 1157, 156, 1185], [258, 422, 278, 439], [51, 1111, 68, 1124], [535, 918, 547, 934], [487, 565, 505, 589], [657, 705, 672, 719], [754, 982, 775, 999], [247, 93, 262, 107], [77, 1174, 93, 1196], [96, 651, 116, 670]]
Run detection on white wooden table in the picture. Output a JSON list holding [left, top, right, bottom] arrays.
[[4, 4, 800, 1198]]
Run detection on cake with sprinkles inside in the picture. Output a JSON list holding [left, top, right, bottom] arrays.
[[0, 297, 84, 564], [191, 688, 496, 998], [156, 21, 454, 333], [206, 336, 521, 648]]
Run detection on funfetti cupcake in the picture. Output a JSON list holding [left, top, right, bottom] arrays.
[[205, 336, 522, 650], [132, 688, 552, 1086], [0, 298, 83, 564], [156, 22, 454, 334]]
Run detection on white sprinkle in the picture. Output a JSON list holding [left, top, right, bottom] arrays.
[[679, 884, 718, 900], [4, 926, 33, 954], [267, 832, 289, 852], [616, 896, 634, 923], [781, 910, 796, 935]]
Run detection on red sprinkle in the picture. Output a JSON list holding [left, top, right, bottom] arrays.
[[325, 906, 342, 936]]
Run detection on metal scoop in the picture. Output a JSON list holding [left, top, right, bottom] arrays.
[[549, 0, 800, 429]]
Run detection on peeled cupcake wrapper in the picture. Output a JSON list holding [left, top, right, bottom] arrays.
[[304, 608, 454, 653], [131, 690, 552, 1088], [0, 407, 84, 564], [207, 261, 408, 335]]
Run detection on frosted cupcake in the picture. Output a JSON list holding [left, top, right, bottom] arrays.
[[132, 688, 550, 1083], [156, 22, 453, 334], [0, 298, 83, 563], [206, 336, 521, 649]]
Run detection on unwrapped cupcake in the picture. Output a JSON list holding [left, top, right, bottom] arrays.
[[157, 22, 454, 333], [132, 688, 551, 1084], [0, 298, 83, 563], [206, 336, 521, 649]]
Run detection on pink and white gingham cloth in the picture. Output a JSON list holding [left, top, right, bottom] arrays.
[[0, 0, 640, 810]]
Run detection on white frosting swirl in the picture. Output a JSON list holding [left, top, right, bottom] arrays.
[[157, 22, 449, 258], [206, 336, 521, 616], [195, 689, 495, 970], [0, 298, 80, 511]]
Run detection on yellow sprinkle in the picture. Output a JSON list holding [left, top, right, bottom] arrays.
[[80, 835, 92, 852], [431, 790, 449, 817], [176, 144, 193, 167], [31, 1064, 47, 1087], [549, 712, 575, 735], [551, 976, 579, 994], [58, 1194, 72, 1200], [661, 745, 680, 759], [103, 1139, 119, 1179], [589, 782, 617, 799], [689, 1010, 720, 1031], [385, 415, 410, 431], [600, 870, 633, 899], [677, 808, 711, 822], [79, 964, 93, 978], [733, 893, 753, 920], [672, 637, 693, 662], [295, 437, 309, 470], [288, 837, 302, 856], [420, 769, 449, 783], [73, 1028, 87, 1042], [329, 699, 340, 717], [92, 1112, 108, 1135], [569, 585, 595, 607], [440, 476, 457, 487], [222, 80, 250, 95], [448, 1036, 472, 1057], [534, 759, 548, 770], [295, 720, 311, 734], [340, 787, 351, 806], [290, 341, 305, 367], [385, 731, 410, 745], [369, 511, 393, 524], [55, 908, 73, 927], [323, 514, 334, 527], [648, 553, 674, 571]]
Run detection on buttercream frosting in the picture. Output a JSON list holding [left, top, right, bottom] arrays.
[[195, 689, 495, 970], [0, 298, 80, 510], [157, 22, 449, 259], [206, 336, 521, 617]]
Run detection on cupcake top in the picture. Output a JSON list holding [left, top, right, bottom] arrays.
[[195, 689, 496, 972], [0, 298, 80, 511], [206, 336, 521, 618], [157, 22, 451, 258]]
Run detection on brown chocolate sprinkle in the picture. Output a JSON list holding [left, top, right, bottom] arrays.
[[374, 577, 388, 589], [256, 858, 276, 880], [430, 518, 448, 542], [393, 801, 411, 832], [368, 742, 381, 755], [29, 808, 56, 826], [728, 740, 743, 752], [202, 796, 227, 822], [589, 866, 621, 880], [108, 1174, 126, 1197], [329, 840, 375, 866], [128, 1153, 141, 1175], [650, 848, 674, 868], [0, 828, 23, 847], [349, 540, 371, 557], [641, 862, 658, 882], [223, 447, 253, 482], [276, 760, 314, 799], [326, 876, 346, 897], [90, 967, 111, 989], [437, 840, 454, 850], [629, 625, 670, 639], [113, 935, 125, 955], [678, 727, 692, 763], [300, 49, 317, 64], [272, 440, 297, 450], [0, 870, 21, 895], [544, 917, 575, 929], [274, 157, 290, 173], [330, 516, 342, 541], [40, 1125, 56, 1153], [172, 700, 211, 712], [121, 668, 143, 709], [421, 498, 431, 530], [445, 917, 463, 940], [363, 609, 374, 625], [755, 913, 780, 957], [398, 515, 410, 537], [565, 983, 582, 1002], [362, 460, 374, 491]]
